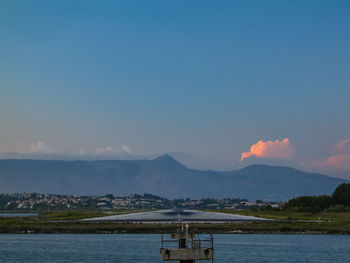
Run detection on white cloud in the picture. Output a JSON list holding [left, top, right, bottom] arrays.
[[121, 145, 132, 154], [0, 141, 134, 160], [94, 145, 132, 156], [28, 141, 62, 154], [0, 145, 6, 154], [78, 147, 87, 155], [3, 141, 63, 155]]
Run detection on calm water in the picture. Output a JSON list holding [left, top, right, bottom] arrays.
[[0, 234, 349, 262], [0, 213, 39, 217]]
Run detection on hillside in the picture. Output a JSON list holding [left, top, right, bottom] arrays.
[[0, 155, 347, 201]]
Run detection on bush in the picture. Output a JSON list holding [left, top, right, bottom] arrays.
[[325, 205, 350, 212], [283, 183, 350, 213], [332, 183, 350, 207], [284, 195, 332, 213]]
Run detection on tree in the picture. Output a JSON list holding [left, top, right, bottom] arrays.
[[332, 183, 350, 207], [313, 195, 333, 211], [284, 195, 332, 213], [105, 194, 114, 199]]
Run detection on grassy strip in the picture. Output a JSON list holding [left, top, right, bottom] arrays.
[[1, 220, 350, 234], [1, 221, 349, 234], [215, 209, 350, 221], [1, 210, 350, 234], [37, 210, 137, 221]]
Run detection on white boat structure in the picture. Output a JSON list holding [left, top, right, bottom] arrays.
[[160, 223, 214, 263]]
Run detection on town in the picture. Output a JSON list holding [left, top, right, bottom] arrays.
[[0, 193, 284, 211]]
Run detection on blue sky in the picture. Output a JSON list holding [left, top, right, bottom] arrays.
[[1, 1, 349, 177]]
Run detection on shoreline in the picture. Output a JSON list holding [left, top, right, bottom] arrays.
[[1, 221, 349, 235], [1, 210, 350, 235]]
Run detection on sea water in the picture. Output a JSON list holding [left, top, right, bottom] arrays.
[[0, 213, 39, 217], [0, 234, 349, 262]]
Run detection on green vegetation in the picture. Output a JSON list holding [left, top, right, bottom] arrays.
[[38, 210, 130, 221], [283, 183, 350, 213], [284, 195, 333, 213], [222, 208, 350, 221], [332, 183, 350, 207]]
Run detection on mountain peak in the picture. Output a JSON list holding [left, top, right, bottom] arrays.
[[153, 154, 182, 165]]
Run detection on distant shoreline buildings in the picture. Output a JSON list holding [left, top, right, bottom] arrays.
[[0, 193, 284, 211]]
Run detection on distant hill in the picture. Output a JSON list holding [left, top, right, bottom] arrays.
[[0, 155, 347, 201]]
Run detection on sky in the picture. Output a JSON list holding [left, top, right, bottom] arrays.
[[1, 0, 349, 178]]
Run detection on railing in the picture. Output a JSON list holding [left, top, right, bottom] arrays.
[[160, 233, 214, 262], [161, 233, 213, 248]]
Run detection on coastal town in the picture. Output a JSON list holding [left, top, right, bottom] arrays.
[[0, 193, 284, 211]]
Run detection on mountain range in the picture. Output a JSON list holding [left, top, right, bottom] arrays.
[[0, 155, 347, 201]]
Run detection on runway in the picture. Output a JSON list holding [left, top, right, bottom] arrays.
[[83, 209, 272, 222]]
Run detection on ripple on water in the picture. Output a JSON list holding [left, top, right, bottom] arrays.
[[0, 234, 349, 263]]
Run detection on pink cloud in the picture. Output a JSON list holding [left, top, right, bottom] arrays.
[[310, 154, 350, 171], [305, 139, 350, 172], [240, 138, 294, 161], [335, 139, 350, 151]]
